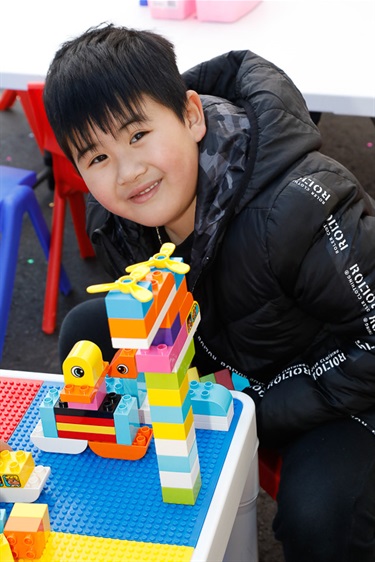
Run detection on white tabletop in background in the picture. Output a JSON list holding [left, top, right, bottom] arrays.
[[1, 0, 374, 116]]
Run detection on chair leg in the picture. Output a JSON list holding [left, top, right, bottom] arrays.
[[0, 90, 18, 111], [26, 192, 71, 296], [0, 204, 24, 361], [68, 192, 95, 259], [42, 191, 67, 334]]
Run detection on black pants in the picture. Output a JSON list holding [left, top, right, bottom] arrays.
[[59, 298, 375, 562]]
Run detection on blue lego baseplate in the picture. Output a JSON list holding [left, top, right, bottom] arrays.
[[1, 381, 242, 547]]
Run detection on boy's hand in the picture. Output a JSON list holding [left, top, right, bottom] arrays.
[[0, 440, 12, 452]]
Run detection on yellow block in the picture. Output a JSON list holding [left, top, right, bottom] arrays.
[[0, 534, 14, 562], [63, 340, 108, 387], [9, 503, 50, 532], [19, 531, 194, 562], [147, 376, 189, 407], [0, 450, 35, 488], [187, 367, 200, 383], [151, 408, 194, 440], [56, 423, 116, 435]]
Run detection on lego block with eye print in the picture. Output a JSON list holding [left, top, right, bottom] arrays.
[[63, 340, 109, 387]]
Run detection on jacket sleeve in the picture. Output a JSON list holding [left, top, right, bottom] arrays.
[[255, 167, 375, 447]]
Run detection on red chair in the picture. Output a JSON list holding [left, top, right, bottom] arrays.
[[258, 448, 282, 500], [0, 90, 18, 111], [17, 84, 95, 334]]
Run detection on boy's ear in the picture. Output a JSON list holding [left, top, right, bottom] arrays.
[[185, 90, 206, 142]]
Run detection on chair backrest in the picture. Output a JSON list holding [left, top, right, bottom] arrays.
[[26, 83, 88, 195], [26, 83, 64, 156]]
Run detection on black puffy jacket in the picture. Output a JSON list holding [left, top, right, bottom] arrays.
[[86, 50, 375, 447]]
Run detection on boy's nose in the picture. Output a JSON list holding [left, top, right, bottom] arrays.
[[117, 159, 145, 186]]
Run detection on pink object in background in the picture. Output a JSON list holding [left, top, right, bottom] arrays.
[[196, 0, 262, 23], [148, 0, 196, 20]]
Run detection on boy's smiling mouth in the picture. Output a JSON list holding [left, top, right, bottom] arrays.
[[130, 180, 161, 202]]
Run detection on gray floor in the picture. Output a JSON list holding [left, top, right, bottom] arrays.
[[1, 95, 374, 561]]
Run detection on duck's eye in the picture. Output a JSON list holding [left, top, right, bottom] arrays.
[[117, 364, 129, 375], [71, 366, 85, 378]]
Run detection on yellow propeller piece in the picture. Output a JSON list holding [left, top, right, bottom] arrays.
[[126, 243, 190, 275], [86, 265, 153, 302]]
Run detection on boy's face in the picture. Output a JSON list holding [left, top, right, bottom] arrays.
[[71, 92, 206, 244]]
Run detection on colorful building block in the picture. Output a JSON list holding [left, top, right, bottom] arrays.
[[136, 302, 200, 373], [149, 394, 192, 423], [39, 388, 60, 438], [107, 348, 138, 379], [0, 533, 13, 562], [0, 450, 35, 488], [189, 381, 233, 417], [4, 502, 50, 560], [0, 509, 6, 533], [114, 395, 140, 445], [63, 340, 109, 387]]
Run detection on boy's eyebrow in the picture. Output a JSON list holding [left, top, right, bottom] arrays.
[[75, 115, 146, 163]]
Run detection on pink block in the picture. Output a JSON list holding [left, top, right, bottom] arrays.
[[68, 379, 107, 410], [196, 0, 261, 22], [149, 0, 196, 20], [136, 323, 188, 373]]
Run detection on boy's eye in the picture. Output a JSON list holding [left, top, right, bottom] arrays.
[[130, 131, 147, 144], [90, 154, 107, 166]]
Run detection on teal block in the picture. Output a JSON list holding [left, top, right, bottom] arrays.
[[156, 439, 198, 472], [189, 381, 233, 416], [114, 395, 140, 445], [150, 394, 192, 423], [0, 508, 6, 532], [39, 387, 60, 437], [232, 372, 251, 391], [105, 279, 153, 319], [106, 376, 138, 398]]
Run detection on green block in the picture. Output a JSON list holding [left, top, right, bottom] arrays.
[[199, 373, 217, 384], [145, 340, 195, 389], [161, 473, 202, 505]]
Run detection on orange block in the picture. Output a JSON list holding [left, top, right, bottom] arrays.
[[59, 371, 106, 404], [108, 307, 156, 338], [160, 277, 188, 329], [179, 292, 194, 324], [107, 348, 139, 379]]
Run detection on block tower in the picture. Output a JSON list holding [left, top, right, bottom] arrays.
[[87, 243, 202, 504]]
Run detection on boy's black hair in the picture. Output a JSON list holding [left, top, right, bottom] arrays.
[[43, 23, 188, 162]]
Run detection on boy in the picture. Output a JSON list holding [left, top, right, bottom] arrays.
[[44, 24, 375, 561]]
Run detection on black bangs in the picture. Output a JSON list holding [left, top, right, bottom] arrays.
[[44, 24, 188, 163]]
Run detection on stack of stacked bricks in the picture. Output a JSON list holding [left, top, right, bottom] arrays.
[[105, 254, 202, 504], [2, 503, 50, 561]]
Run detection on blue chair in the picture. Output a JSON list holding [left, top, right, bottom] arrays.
[[0, 165, 71, 361]]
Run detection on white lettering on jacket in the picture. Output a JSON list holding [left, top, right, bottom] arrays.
[[293, 176, 331, 205], [344, 264, 375, 312], [323, 214, 349, 253]]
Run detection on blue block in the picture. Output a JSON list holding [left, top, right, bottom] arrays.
[[156, 440, 198, 473], [232, 372, 251, 391], [189, 381, 233, 417], [105, 280, 153, 319], [0, 508, 6, 532], [106, 376, 138, 399], [150, 395, 192, 424], [114, 395, 140, 445], [39, 387, 60, 437]]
